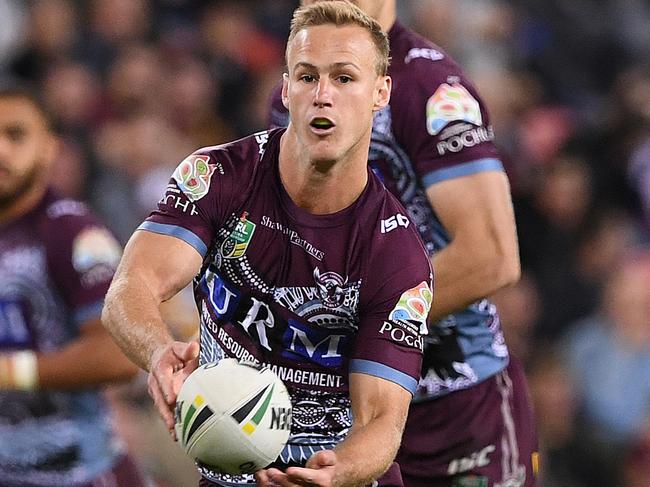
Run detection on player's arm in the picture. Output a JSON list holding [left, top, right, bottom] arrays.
[[261, 374, 410, 487], [426, 170, 520, 321], [103, 230, 201, 371], [102, 229, 203, 433], [0, 317, 139, 390], [330, 373, 410, 484]]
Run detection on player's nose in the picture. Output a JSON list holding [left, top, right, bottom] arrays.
[[313, 78, 333, 108]]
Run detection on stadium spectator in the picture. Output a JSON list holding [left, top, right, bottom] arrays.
[[560, 251, 650, 485]]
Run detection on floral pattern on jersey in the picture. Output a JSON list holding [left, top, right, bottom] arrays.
[[426, 83, 482, 135], [172, 155, 216, 201]]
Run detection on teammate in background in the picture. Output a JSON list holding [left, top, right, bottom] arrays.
[[102, 3, 433, 487], [268, 1, 538, 486], [0, 84, 150, 486]]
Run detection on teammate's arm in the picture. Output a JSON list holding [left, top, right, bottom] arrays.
[[0, 318, 139, 390], [260, 373, 411, 487], [102, 229, 203, 434], [426, 170, 520, 321]]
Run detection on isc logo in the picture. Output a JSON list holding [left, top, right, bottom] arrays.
[[447, 445, 495, 475], [380, 213, 410, 233]]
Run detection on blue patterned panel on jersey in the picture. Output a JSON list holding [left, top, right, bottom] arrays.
[[200, 266, 241, 321], [282, 319, 349, 368]]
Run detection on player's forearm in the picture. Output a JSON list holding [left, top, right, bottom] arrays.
[[332, 412, 404, 486], [34, 328, 139, 389], [102, 273, 175, 372], [429, 237, 520, 321]]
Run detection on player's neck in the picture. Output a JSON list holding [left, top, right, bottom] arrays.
[[278, 132, 369, 215], [376, 5, 396, 33], [0, 181, 48, 226]]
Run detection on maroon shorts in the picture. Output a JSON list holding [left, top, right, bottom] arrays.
[[396, 357, 538, 487]]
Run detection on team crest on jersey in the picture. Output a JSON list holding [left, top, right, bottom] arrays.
[[313, 268, 349, 309], [222, 212, 256, 259], [172, 155, 216, 201], [389, 281, 432, 328], [426, 83, 482, 135], [273, 268, 360, 329], [72, 227, 121, 272]]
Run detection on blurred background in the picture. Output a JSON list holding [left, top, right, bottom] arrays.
[[1, 0, 649, 485]]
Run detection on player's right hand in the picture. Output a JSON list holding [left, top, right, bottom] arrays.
[[147, 340, 199, 440], [257, 450, 338, 487]]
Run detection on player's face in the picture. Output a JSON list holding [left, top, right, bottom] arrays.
[[0, 97, 56, 205], [283, 24, 390, 164]]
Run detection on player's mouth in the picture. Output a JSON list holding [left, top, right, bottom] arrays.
[[309, 117, 335, 134]]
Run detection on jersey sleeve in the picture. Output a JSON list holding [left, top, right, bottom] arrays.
[[391, 57, 503, 189], [139, 144, 253, 258], [350, 218, 433, 395], [43, 205, 122, 327]]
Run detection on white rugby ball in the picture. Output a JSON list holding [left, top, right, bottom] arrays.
[[174, 358, 292, 475]]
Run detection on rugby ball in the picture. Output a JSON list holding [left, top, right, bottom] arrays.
[[174, 358, 292, 474]]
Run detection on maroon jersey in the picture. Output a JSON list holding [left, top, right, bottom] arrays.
[[269, 22, 508, 399], [142, 129, 433, 485], [0, 189, 125, 486]]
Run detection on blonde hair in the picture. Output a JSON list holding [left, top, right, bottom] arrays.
[[287, 1, 390, 75]]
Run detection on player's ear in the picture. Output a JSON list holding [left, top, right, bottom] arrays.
[[373, 75, 391, 112], [282, 73, 290, 109], [43, 133, 60, 168]]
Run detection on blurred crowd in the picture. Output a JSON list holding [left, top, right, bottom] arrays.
[[1, 0, 649, 486]]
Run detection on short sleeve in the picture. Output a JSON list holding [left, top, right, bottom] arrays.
[[391, 58, 503, 188], [44, 208, 122, 326], [140, 145, 251, 258], [350, 219, 433, 395]]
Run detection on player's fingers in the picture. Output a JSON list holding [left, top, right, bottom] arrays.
[[173, 339, 199, 362], [151, 345, 184, 404], [147, 371, 176, 436], [305, 449, 336, 470], [255, 469, 277, 487], [285, 466, 330, 486], [264, 468, 290, 487]]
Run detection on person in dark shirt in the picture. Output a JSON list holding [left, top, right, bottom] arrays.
[[102, 3, 433, 487], [267, 1, 537, 486], [0, 84, 149, 486]]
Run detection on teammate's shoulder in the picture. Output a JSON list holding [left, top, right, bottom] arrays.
[[38, 190, 121, 259], [389, 22, 468, 84]]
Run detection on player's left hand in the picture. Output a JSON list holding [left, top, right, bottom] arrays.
[[256, 450, 338, 487]]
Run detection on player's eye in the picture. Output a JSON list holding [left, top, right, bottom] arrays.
[[338, 75, 353, 84], [300, 74, 316, 83], [5, 126, 26, 142]]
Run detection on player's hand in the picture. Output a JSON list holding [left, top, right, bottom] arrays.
[[256, 450, 338, 487], [147, 340, 199, 440]]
